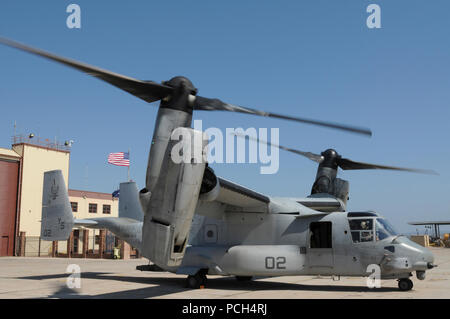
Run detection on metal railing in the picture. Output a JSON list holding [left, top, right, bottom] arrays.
[[11, 135, 71, 152]]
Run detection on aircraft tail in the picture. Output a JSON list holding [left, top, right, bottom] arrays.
[[40, 170, 74, 240], [119, 181, 143, 222]]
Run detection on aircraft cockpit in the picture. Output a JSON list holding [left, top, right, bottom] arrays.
[[347, 212, 398, 243]]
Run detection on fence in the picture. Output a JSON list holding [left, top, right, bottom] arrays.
[[17, 229, 140, 259], [23, 237, 53, 257]]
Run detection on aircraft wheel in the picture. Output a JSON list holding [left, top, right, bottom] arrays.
[[199, 273, 207, 286], [186, 275, 200, 289], [398, 278, 413, 291], [236, 276, 253, 281], [186, 273, 207, 289]]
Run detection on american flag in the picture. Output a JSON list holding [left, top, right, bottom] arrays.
[[107, 152, 130, 167]]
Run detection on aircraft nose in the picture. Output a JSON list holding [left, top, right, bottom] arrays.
[[423, 248, 435, 268], [398, 237, 435, 269], [416, 245, 435, 269]]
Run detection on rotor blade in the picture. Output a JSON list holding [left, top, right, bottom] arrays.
[[0, 37, 173, 103], [233, 132, 324, 163], [194, 96, 372, 137], [338, 158, 438, 175]]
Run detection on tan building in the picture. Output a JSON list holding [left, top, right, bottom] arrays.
[[0, 135, 118, 257], [68, 189, 118, 220], [14, 140, 70, 238]]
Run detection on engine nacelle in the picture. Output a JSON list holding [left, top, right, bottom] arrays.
[[333, 178, 349, 205], [311, 165, 349, 206], [198, 166, 220, 202], [141, 127, 207, 268]]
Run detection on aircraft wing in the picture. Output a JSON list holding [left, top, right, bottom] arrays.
[[197, 173, 341, 217], [197, 176, 344, 214], [215, 177, 270, 208], [293, 197, 344, 212]]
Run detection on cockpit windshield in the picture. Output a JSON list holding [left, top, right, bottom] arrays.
[[375, 218, 398, 241]]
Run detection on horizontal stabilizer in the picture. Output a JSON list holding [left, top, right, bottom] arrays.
[[73, 219, 98, 227]]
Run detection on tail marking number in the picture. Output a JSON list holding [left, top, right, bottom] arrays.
[[265, 256, 286, 269]]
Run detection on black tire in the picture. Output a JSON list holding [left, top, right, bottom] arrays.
[[236, 276, 253, 281], [186, 275, 200, 289], [186, 273, 207, 289], [398, 279, 413, 291], [199, 273, 207, 286]]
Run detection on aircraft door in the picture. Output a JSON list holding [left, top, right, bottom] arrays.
[[308, 221, 334, 269]]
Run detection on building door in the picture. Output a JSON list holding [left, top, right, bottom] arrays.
[[0, 159, 19, 256], [0, 236, 9, 256], [308, 221, 334, 268], [73, 230, 80, 254]]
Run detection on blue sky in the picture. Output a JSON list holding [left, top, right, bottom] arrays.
[[0, 1, 449, 233]]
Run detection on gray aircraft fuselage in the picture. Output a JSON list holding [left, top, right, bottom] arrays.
[[183, 210, 433, 279], [96, 202, 433, 280]]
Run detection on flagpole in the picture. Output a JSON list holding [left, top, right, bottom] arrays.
[[127, 149, 130, 181]]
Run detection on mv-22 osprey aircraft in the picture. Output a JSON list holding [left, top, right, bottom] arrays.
[[1, 37, 437, 292]]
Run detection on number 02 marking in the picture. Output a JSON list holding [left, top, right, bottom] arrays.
[[265, 256, 286, 269]]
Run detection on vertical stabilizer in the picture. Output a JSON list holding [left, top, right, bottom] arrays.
[[119, 181, 144, 222], [40, 170, 74, 240]]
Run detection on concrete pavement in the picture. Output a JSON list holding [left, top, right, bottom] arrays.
[[0, 247, 449, 299]]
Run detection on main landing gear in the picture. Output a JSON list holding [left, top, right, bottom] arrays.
[[186, 271, 208, 289], [398, 278, 414, 291]]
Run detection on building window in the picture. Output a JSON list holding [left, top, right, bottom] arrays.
[[70, 202, 78, 213], [89, 203, 97, 213], [103, 204, 111, 214]]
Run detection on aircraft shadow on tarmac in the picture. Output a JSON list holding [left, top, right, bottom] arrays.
[[17, 272, 399, 298]]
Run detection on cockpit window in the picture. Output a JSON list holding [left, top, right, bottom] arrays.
[[376, 218, 398, 241], [348, 219, 374, 243]]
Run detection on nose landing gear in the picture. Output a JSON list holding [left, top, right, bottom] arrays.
[[398, 278, 414, 291]]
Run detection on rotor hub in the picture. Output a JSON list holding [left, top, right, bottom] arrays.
[[320, 149, 341, 169], [160, 76, 198, 113], [163, 76, 198, 95]]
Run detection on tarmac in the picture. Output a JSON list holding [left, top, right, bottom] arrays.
[[0, 247, 449, 299]]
